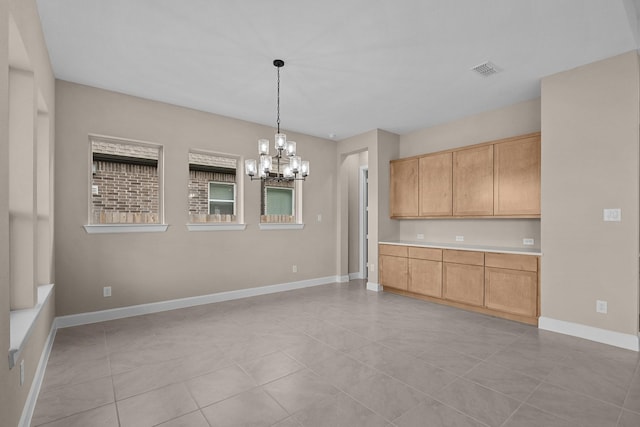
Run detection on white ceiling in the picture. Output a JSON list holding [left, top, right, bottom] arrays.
[[36, 0, 640, 140]]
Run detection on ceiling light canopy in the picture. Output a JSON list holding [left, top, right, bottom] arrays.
[[245, 60, 309, 182]]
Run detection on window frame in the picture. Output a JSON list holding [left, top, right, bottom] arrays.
[[258, 179, 304, 230], [187, 149, 245, 231], [84, 134, 166, 234]]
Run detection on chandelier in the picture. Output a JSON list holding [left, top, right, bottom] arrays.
[[245, 59, 309, 182]]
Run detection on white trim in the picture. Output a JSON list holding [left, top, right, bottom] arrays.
[[337, 275, 350, 283], [9, 284, 54, 368], [186, 223, 247, 231], [349, 272, 364, 280], [538, 316, 639, 352], [18, 323, 56, 427], [56, 275, 342, 328], [366, 282, 383, 292], [259, 223, 304, 230], [359, 166, 368, 280], [83, 224, 169, 234]]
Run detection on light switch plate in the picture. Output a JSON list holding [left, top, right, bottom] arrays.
[[603, 208, 621, 222], [523, 238, 535, 246], [455, 236, 464, 242]]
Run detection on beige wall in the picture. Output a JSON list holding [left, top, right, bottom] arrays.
[[1, 0, 56, 424], [541, 51, 640, 336], [55, 81, 338, 315], [396, 98, 541, 247]]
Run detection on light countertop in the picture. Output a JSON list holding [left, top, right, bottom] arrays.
[[379, 240, 541, 256]]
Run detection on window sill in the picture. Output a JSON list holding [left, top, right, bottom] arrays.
[[9, 284, 54, 369], [259, 223, 305, 230], [83, 224, 169, 234], [186, 223, 247, 231]]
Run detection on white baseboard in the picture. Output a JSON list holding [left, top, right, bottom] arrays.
[[349, 272, 364, 280], [539, 316, 639, 352], [56, 275, 343, 328], [19, 322, 57, 427], [366, 282, 382, 292]]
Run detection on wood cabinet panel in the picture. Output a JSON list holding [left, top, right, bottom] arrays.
[[408, 246, 442, 261], [443, 249, 484, 266], [453, 145, 494, 216], [494, 135, 541, 216], [485, 268, 537, 317], [419, 152, 452, 216], [379, 254, 408, 290], [409, 259, 442, 297], [485, 252, 537, 272], [379, 244, 408, 257], [390, 158, 419, 217], [443, 263, 484, 306]]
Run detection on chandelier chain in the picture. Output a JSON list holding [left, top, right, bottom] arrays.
[[276, 66, 280, 134]]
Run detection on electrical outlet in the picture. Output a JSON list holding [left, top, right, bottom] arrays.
[[455, 236, 464, 242], [20, 360, 24, 386], [523, 238, 535, 246], [292, 265, 298, 273], [103, 286, 112, 297], [370, 263, 375, 272], [596, 300, 608, 314], [416, 233, 425, 240], [317, 214, 322, 222]]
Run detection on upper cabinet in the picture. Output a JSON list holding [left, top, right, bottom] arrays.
[[493, 135, 541, 216], [390, 132, 541, 219], [390, 157, 419, 217], [419, 152, 452, 216], [453, 145, 494, 216]]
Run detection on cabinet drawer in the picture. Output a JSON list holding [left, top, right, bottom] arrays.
[[443, 249, 484, 266], [485, 253, 537, 272], [408, 246, 442, 261], [379, 244, 408, 257]]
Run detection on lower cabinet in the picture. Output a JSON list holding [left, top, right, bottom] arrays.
[[379, 244, 539, 325], [485, 253, 538, 318], [443, 263, 485, 306], [408, 247, 443, 297], [379, 244, 408, 290]]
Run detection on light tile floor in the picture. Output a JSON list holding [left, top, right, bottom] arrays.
[[32, 280, 640, 427]]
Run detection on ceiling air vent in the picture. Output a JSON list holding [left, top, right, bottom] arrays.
[[471, 61, 500, 77]]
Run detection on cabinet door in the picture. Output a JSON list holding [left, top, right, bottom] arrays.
[[419, 152, 452, 216], [390, 158, 419, 217], [409, 259, 442, 297], [379, 255, 408, 290], [494, 135, 541, 216], [485, 268, 537, 317], [443, 263, 484, 306], [453, 145, 493, 216]]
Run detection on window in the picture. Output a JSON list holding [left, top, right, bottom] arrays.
[[189, 151, 239, 223], [260, 179, 298, 224], [209, 182, 235, 216], [265, 187, 293, 215], [90, 135, 162, 225]]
